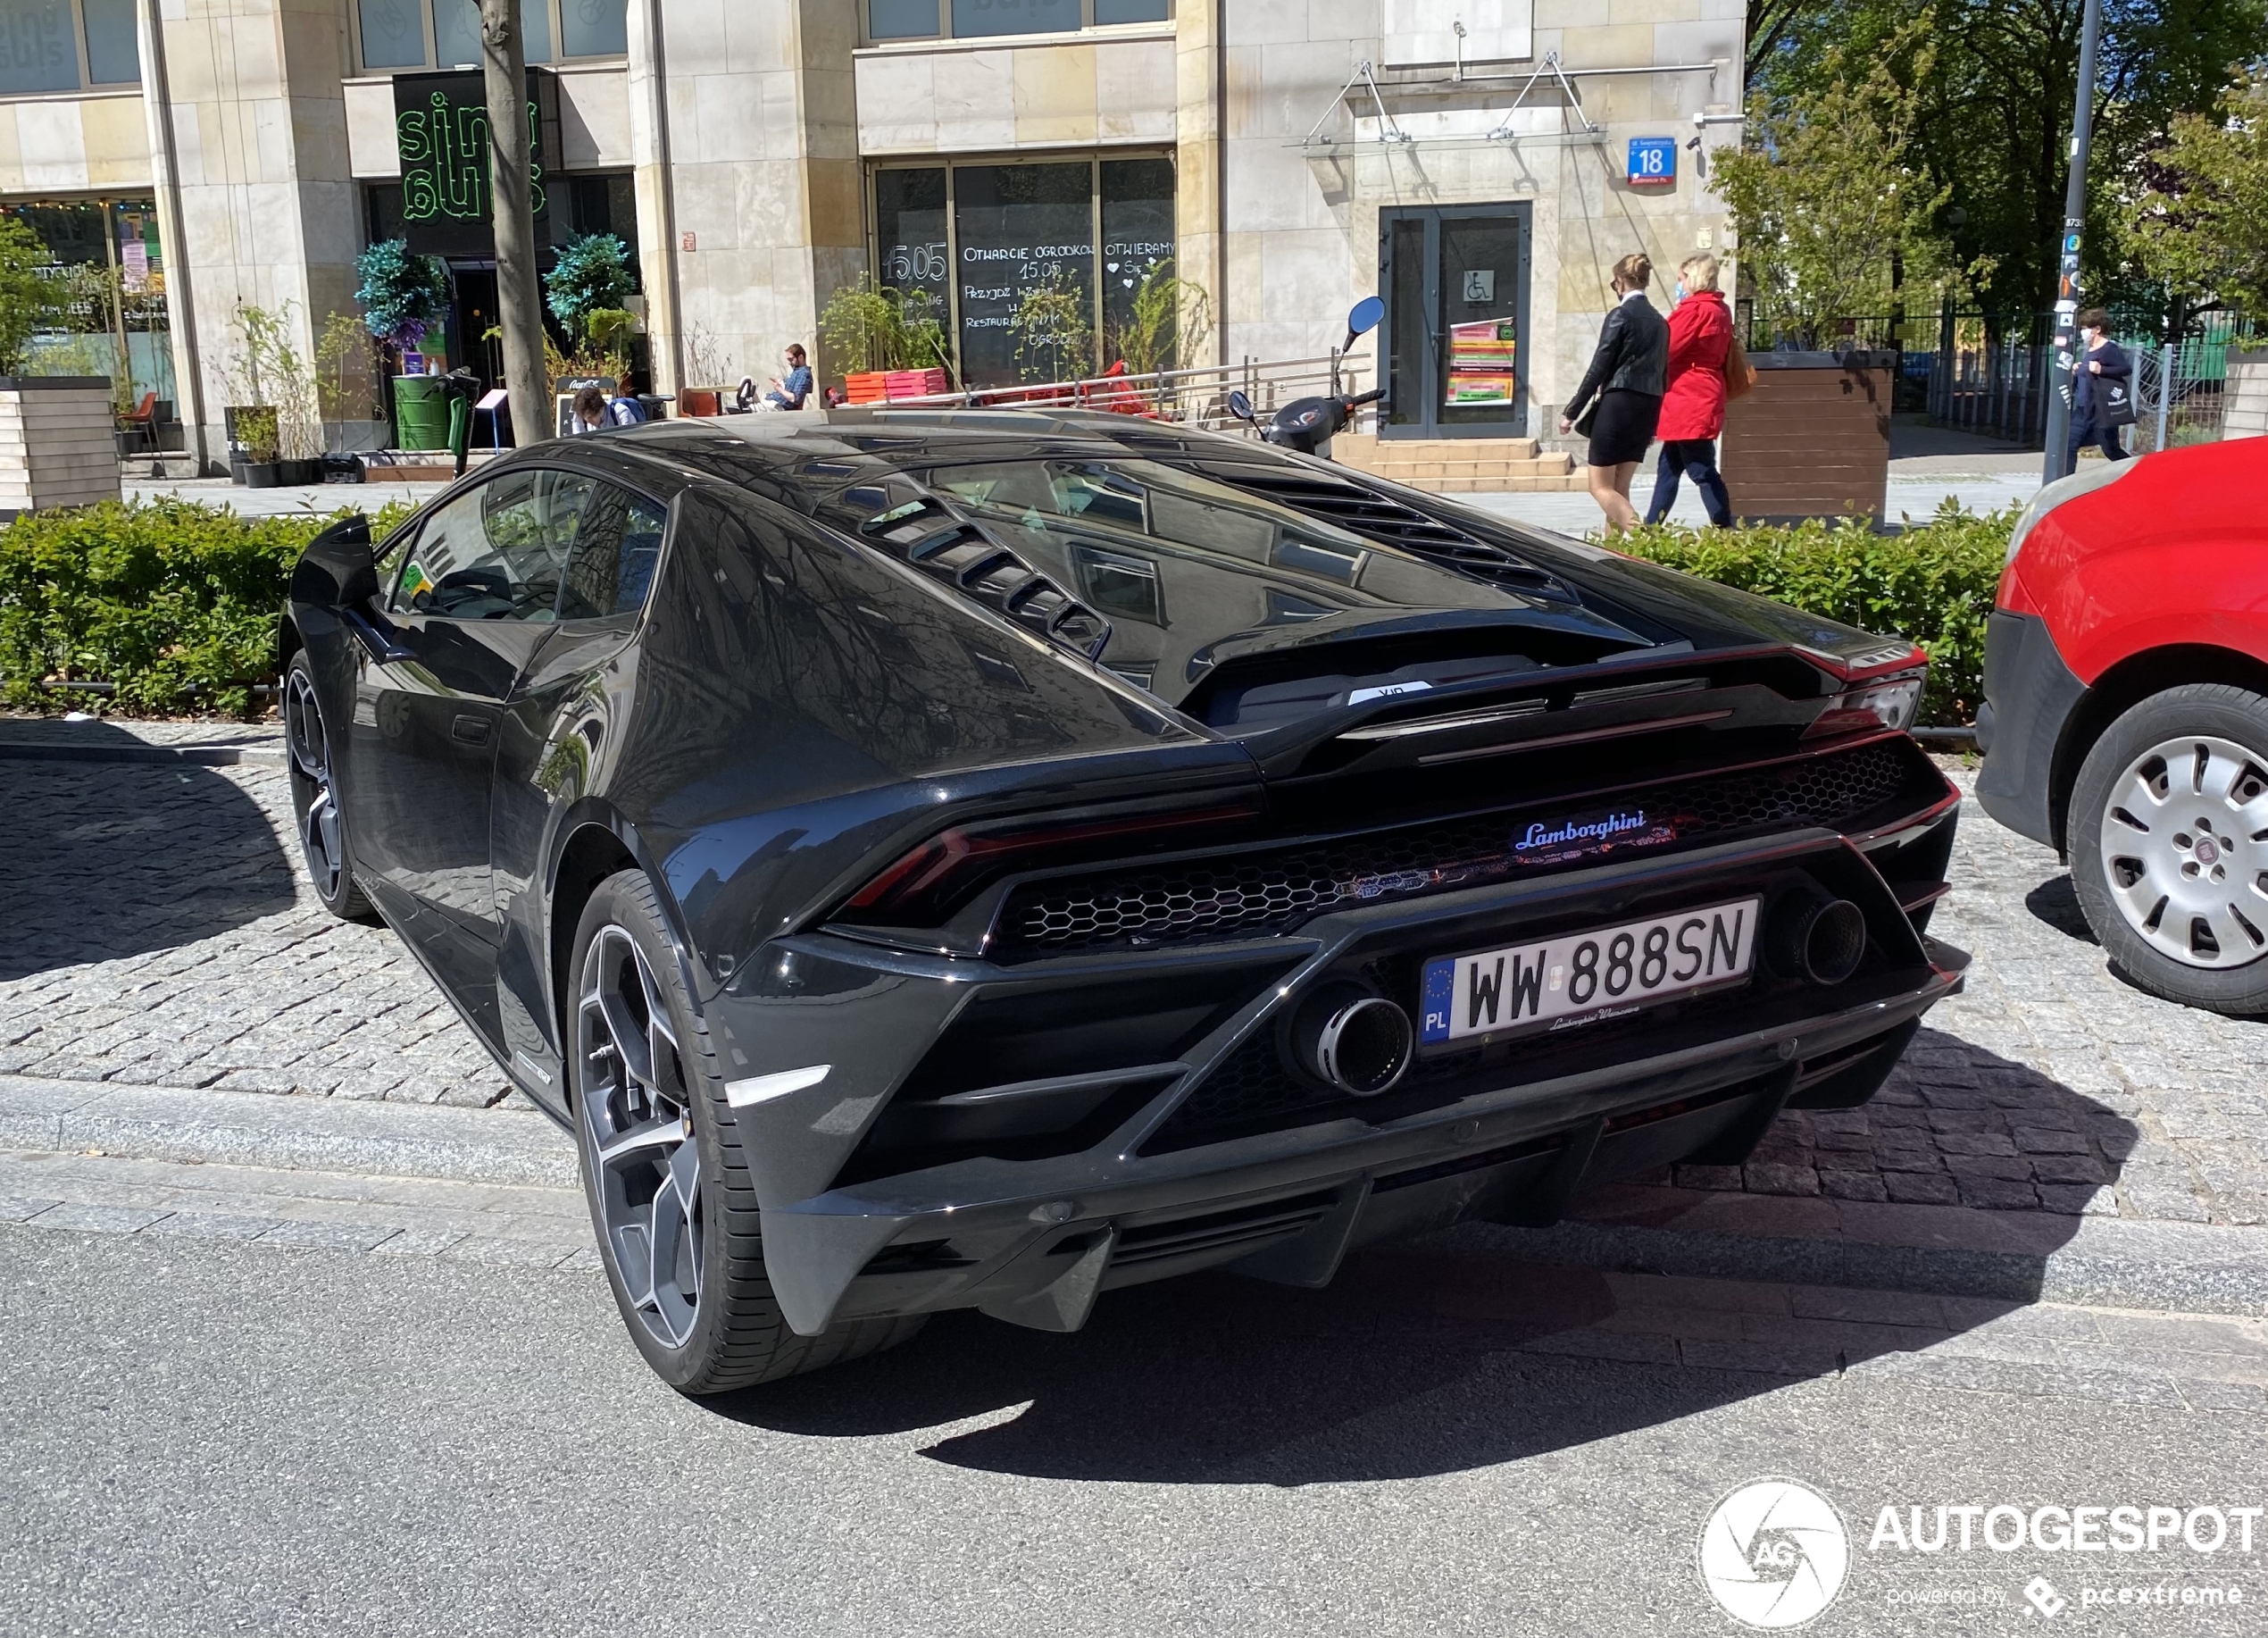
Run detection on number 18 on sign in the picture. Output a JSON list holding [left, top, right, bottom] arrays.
[[1627, 138, 1676, 188]]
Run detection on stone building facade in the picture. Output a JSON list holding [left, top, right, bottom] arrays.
[[3, 0, 1742, 467]]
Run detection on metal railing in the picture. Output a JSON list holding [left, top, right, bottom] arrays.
[[838, 351, 1372, 432], [1730, 305, 2257, 448]]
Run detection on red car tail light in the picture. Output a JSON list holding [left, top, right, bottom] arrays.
[[838, 795, 1268, 926], [1804, 669, 1926, 740]]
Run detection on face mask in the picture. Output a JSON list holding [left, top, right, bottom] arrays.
[[1672, 281, 1687, 303]]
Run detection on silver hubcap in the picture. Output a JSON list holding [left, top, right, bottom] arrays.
[[578, 925, 704, 1349], [2098, 734, 2268, 969], [283, 670, 346, 901]]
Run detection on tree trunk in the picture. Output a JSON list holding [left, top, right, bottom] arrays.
[[480, 0, 546, 447]]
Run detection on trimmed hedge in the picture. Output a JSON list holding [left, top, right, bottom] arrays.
[[0, 498, 411, 716], [1, 495, 2014, 725], [1615, 504, 2014, 725]]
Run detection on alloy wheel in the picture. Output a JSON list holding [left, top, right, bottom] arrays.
[[578, 924, 704, 1349], [283, 668, 348, 901], [2097, 734, 2268, 968]]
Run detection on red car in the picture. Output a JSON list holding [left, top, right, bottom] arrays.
[[1978, 437, 2268, 1013]]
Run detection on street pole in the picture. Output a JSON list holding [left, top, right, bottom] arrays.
[[2040, 0, 2103, 484], [480, 0, 547, 447]]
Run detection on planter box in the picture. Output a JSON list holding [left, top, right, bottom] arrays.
[[843, 371, 889, 405], [0, 377, 120, 515], [2226, 349, 2268, 442], [1720, 350, 1892, 523]]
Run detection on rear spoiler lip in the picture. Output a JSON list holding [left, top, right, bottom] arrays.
[[1231, 639, 1830, 776]]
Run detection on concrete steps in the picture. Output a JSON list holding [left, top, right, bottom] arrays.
[[1333, 432, 1586, 493]]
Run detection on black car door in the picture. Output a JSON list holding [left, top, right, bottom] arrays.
[[488, 480, 673, 1104], [345, 466, 596, 1036]]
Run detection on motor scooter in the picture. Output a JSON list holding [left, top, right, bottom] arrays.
[[1227, 296, 1387, 458]]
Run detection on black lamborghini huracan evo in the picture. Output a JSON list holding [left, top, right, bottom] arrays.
[[281, 410, 1964, 1391]]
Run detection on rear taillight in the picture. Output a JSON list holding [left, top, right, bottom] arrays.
[[838, 796, 1266, 926], [1805, 670, 1925, 740]]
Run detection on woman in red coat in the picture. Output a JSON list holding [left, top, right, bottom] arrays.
[[1643, 253, 1734, 526]]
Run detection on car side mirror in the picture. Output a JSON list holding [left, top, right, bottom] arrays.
[[1226, 389, 1255, 423], [288, 513, 379, 609]]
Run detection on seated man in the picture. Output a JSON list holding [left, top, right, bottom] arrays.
[[765, 344, 813, 410]]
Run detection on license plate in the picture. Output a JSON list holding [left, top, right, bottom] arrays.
[[1419, 898, 1760, 1044]]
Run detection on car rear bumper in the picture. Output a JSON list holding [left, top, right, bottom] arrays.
[[711, 819, 1964, 1336], [1977, 608, 2087, 849]]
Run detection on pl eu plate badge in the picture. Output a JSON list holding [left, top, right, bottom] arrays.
[[1628, 137, 1677, 188]]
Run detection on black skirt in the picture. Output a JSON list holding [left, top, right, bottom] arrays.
[[1585, 389, 1663, 466]]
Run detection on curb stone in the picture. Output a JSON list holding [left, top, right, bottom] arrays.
[[1439, 1210, 2268, 1319], [0, 1074, 575, 1190], [7, 1075, 2266, 1317]]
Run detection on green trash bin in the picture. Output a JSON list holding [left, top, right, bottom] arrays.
[[392, 374, 452, 451]]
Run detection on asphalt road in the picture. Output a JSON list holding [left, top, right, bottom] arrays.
[[6, 1223, 2263, 1638]]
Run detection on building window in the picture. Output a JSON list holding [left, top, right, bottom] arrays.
[[356, 0, 627, 73], [0, 0, 139, 95], [4, 196, 175, 417], [871, 154, 1176, 390], [865, 0, 1168, 43]]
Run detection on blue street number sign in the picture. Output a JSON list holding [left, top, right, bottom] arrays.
[[1628, 137, 1677, 187]]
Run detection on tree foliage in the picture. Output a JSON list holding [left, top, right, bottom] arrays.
[[1749, 0, 2266, 318], [1713, 42, 1985, 344], [0, 214, 57, 373], [2124, 66, 2268, 325]]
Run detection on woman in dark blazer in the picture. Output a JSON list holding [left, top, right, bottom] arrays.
[[1560, 252, 1669, 534]]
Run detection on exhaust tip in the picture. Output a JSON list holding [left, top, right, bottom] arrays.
[[1306, 989, 1405, 1089], [1804, 898, 1868, 984], [1768, 891, 1869, 986]]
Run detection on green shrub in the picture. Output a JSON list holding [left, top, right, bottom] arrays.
[[0, 498, 413, 717], [1614, 503, 2014, 725]]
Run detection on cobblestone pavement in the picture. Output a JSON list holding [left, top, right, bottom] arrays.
[[0, 745, 513, 1107], [1641, 767, 2268, 1227], [2, 741, 2264, 1219]]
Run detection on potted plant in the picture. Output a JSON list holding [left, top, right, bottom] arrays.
[[820, 276, 954, 402], [314, 311, 377, 481], [1104, 259, 1211, 417], [355, 238, 452, 449], [237, 404, 280, 487]]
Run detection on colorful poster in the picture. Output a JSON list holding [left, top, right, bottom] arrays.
[[1445, 319, 1517, 406]]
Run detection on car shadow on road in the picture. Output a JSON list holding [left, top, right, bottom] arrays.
[[0, 734, 297, 983], [712, 1032, 2142, 1483]]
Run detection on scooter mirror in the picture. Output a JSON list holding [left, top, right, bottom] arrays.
[[1344, 296, 1386, 346], [1226, 389, 1255, 422]]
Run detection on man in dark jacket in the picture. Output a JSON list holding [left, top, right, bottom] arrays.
[[2070, 308, 2132, 466]]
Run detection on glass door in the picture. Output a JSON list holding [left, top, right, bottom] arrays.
[[1380, 205, 1532, 439]]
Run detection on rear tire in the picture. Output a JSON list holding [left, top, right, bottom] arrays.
[[2069, 683, 2268, 1015], [567, 869, 924, 1392]]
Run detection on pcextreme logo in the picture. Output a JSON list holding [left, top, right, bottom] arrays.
[[1699, 1478, 1853, 1629]]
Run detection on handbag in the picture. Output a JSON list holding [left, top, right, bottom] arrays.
[[2101, 373, 2137, 427], [1572, 397, 1599, 439], [1723, 333, 1758, 401]]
